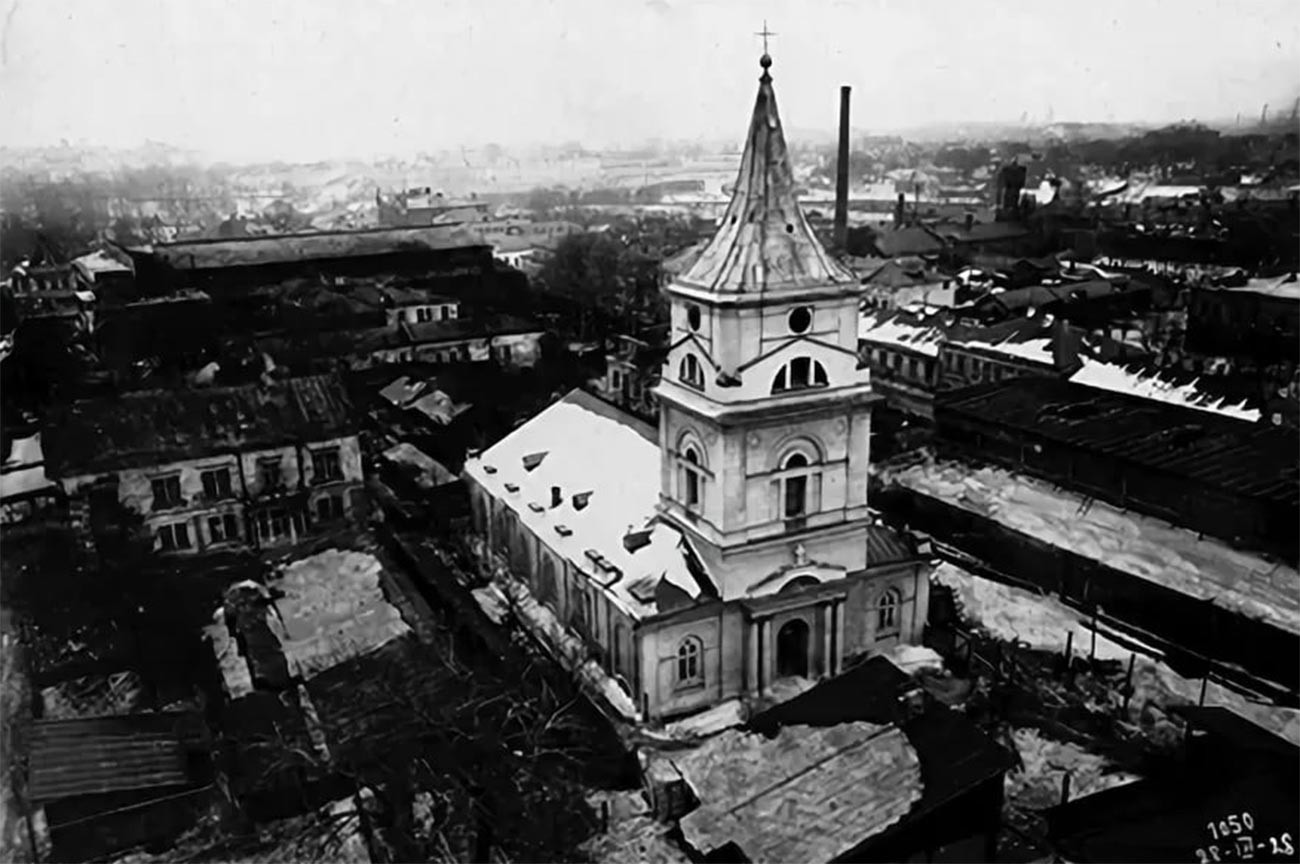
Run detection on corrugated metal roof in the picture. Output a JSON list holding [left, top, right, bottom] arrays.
[[939, 377, 1299, 507], [28, 712, 206, 802]]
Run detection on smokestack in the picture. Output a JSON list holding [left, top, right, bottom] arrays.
[[895, 193, 905, 228], [833, 85, 852, 252]]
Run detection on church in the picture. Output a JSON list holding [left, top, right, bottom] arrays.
[[463, 51, 932, 722]]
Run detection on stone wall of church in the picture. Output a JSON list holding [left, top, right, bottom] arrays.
[[839, 562, 930, 660]]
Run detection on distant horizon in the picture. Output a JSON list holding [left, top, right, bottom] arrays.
[[2, 0, 1297, 164]]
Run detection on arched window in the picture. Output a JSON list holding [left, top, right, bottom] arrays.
[[676, 636, 703, 686], [782, 451, 810, 519], [679, 354, 705, 390], [683, 445, 703, 510], [877, 588, 902, 635], [771, 356, 828, 393]]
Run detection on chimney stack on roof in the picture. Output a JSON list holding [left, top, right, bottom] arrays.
[[551, 485, 562, 508], [965, 213, 975, 232], [833, 85, 852, 252], [894, 193, 906, 228]]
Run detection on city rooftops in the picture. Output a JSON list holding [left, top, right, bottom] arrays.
[[42, 374, 357, 477], [131, 224, 488, 271], [937, 376, 1297, 509]]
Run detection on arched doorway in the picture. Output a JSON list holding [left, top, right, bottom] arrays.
[[776, 618, 811, 679]]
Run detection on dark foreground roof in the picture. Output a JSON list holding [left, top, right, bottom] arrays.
[[134, 225, 488, 271], [750, 657, 1016, 819], [28, 712, 208, 802], [43, 374, 357, 477], [938, 377, 1299, 507], [1045, 713, 1297, 863]]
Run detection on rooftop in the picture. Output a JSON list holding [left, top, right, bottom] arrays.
[[463, 389, 712, 621], [132, 224, 487, 271], [675, 56, 856, 295], [883, 459, 1300, 635], [28, 711, 207, 802], [208, 549, 411, 699], [873, 226, 947, 258], [670, 721, 923, 861], [939, 377, 1297, 508], [42, 374, 357, 477]]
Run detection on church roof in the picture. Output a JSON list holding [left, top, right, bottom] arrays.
[[676, 55, 856, 295], [462, 389, 714, 621]]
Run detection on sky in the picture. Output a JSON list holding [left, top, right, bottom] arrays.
[[1, 0, 1297, 162]]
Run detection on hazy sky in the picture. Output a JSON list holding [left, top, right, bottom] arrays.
[[2, 0, 1297, 161]]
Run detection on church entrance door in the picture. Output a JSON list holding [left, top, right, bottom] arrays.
[[776, 618, 811, 679]]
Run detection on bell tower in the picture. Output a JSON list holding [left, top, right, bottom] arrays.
[[654, 50, 879, 602]]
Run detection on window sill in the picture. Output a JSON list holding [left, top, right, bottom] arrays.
[[674, 680, 706, 694]]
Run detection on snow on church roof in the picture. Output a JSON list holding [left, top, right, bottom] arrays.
[[676, 54, 856, 295], [463, 389, 711, 620]]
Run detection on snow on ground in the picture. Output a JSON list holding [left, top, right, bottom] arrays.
[[880, 644, 945, 675], [890, 460, 1300, 635], [935, 563, 1300, 746], [1006, 728, 1140, 811], [664, 699, 747, 739]]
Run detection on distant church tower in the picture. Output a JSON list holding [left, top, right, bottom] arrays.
[[655, 50, 877, 601]]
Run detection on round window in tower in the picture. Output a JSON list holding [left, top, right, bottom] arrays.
[[687, 304, 702, 332], [788, 306, 812, 334]]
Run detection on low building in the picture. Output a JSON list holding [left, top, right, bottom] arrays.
[[350, 284, 461, 327], [859, 258, 957, 311], [595, 331, 667, 420], [859, 311, 1151, 420], [123, 225, 494, 296], [41, 375, 365, 556], [1, 431, 58, 526], [71, 249, 135, 295], [255, 314, 544, 373], [1186, 274, 1299, 365], [27, 712, 212, 863], [934, 376, 1298, 562]]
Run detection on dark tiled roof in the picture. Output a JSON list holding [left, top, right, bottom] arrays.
[[976, 278, 1141, 313], [874, 226, 946, 258], [136, 225, 488, 271], [28, 712, 207, 802], [42, 374, 357, 477], [866, 524, 916, 566], [939, 377, 1299, 506], [935, 221, 1031, 244]]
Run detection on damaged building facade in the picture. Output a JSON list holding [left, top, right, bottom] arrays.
[[463, 53, 931, 721], [42, 375, 364, 555]]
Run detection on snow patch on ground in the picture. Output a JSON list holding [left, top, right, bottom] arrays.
[[1007, 728, 1140, 811], [880, 643, 945, 675], [935, 563, 1300, 746], [664, 699, 747, 739]]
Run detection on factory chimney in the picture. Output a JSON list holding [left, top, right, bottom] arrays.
[[833, 85, 852, 252]]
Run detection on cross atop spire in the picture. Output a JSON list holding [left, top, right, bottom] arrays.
[[755, 21, 776, 57]]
